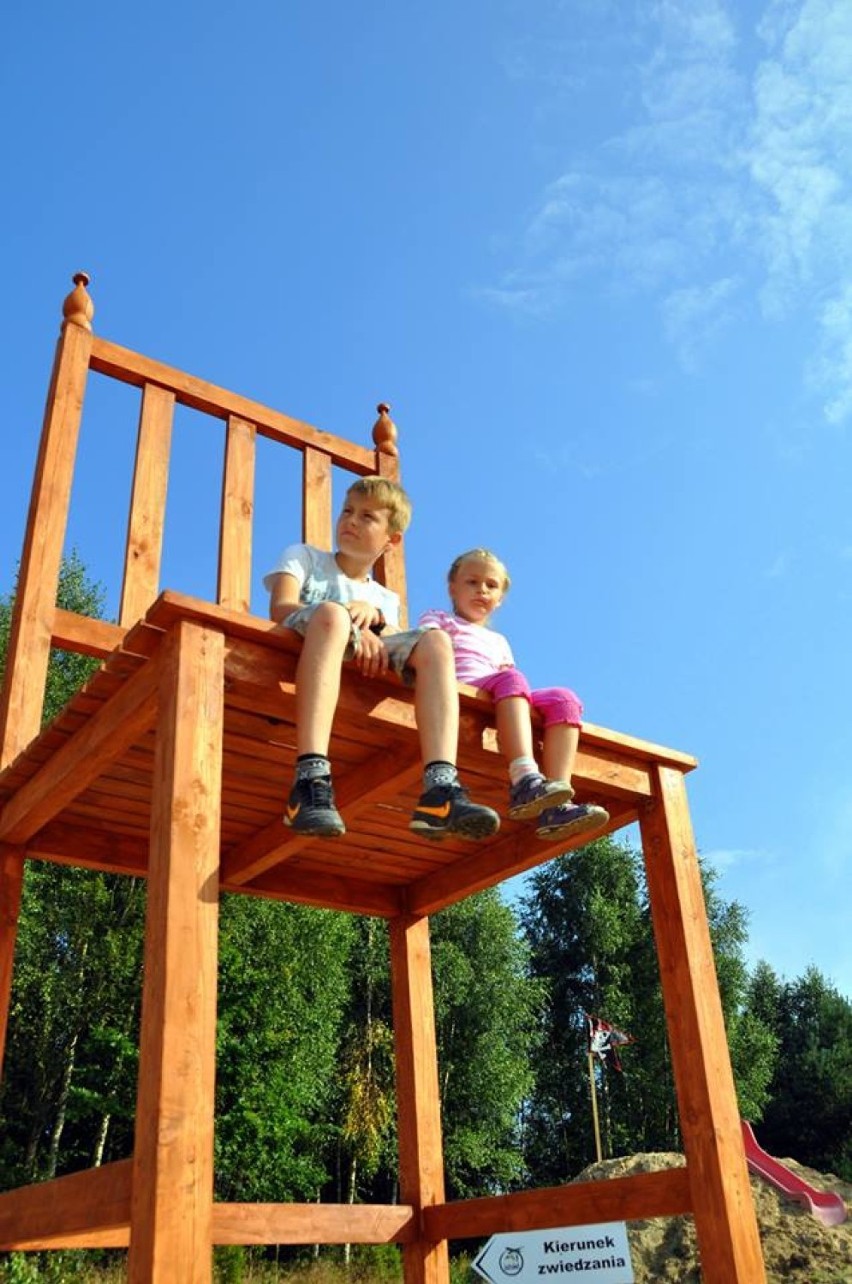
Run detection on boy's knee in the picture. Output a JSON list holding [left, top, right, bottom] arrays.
[[411, 627, 452, 669], [306, 601, 351, 642]]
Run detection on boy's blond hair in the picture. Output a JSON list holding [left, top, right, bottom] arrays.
[[346, 476, 412, 535], [447, 548, 511, 593]]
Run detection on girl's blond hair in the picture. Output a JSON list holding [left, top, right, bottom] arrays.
[[447, 548, 511, 593]]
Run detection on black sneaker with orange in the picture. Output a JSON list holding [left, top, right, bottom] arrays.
[[284, 774, 345, 837], [409, 782, 500, 841]]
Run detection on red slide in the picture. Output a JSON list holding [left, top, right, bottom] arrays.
[[741, 1120, 848, 1227]]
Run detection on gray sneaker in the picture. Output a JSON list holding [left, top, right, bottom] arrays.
[[535, 802, 609, 841], [508, 773, 574, 820]]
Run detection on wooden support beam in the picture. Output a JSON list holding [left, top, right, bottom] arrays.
[[0, 1160, 132, 1250], [128, 622, 224, 1284], [0, 312, 92, 767], [406, 804, 636, 916], [0, 656, 160, 844], [639, 767, 766, 1284], [0, 844, 25, 1079], [239, 867, 403, 917], [51, 608, 127, 658], [27, 822, 149, 877], [212, 1202, 416, 1246], [423, 1168, 693, 1241], [390, 914, 449, 1284]]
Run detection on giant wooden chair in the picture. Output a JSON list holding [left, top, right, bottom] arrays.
[[0, 275, 767, 1282]]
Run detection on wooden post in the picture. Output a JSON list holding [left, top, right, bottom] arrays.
[[587, 1053, 603, 1163], [639, 766, 766, 1283], [128, 622, 224, 1284], [389, 913, 449, 1284], [0, 273, 94, 768], [0, 845, 25, 1081]]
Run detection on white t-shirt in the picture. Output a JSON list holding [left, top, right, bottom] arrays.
[[264, 544, 401, 627]]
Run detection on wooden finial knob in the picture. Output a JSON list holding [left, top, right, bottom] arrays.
[[372, 402, 398, 457], [61, 271, 94, 333]]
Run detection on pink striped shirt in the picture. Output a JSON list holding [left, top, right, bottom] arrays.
[[418, 608, 514, 683]]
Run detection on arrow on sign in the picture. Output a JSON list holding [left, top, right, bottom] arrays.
[[472, 1224, 633, 1284]]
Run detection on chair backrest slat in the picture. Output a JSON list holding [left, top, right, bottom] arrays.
[[217, 415, 257, 613], [301, 447, 333, 550], [119, 383, 175, 626]]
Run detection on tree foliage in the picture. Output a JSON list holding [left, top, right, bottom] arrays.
[[518, 835, 779, 1182], [746, 965, 852, 1179]]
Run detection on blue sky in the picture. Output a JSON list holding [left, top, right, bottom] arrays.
[[1, 0, 850, 999]]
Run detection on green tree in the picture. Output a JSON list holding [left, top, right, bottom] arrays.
[[214, 895, 356, 1202], [749, 966, 852, 1179], [0, 556, 148, 1189], [431, 889, 543, 1197], [519, 835, 774, 1181]]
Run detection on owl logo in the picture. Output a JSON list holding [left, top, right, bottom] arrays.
[[499, 1247, 524, 1276]]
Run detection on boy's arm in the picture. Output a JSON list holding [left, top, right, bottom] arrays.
[[268, 573, 302, 624]]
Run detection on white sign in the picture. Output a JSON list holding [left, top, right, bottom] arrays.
[[472, 1224, 634, 1284]]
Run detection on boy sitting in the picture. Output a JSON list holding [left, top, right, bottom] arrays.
[[264, 475, 500, 841]]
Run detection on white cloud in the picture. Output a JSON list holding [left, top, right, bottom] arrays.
[[701, 845, 773, 872], [480, 0, 852, 422], [662, 276, 739, 370]]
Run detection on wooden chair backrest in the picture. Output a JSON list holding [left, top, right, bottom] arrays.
[[0, 273, 407, 768]]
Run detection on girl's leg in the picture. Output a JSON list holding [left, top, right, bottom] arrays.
[[531, 688, 610, 840], [495, 695, 536, 763], [541, 722, 580, 785]]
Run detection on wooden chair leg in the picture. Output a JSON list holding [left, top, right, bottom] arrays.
[[640, 766, 766, 1283], [0, 844, 25, 1080], [128, 622, 224, 1284], [389, 913, 450, 1284]]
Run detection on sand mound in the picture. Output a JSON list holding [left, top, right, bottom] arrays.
[[573, 1152, 852, 1282]]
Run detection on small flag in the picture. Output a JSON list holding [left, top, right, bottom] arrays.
[[586, 1012, 635, 1072]]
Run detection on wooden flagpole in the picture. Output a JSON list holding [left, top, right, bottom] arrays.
[[587, 1052, 603, 1163]]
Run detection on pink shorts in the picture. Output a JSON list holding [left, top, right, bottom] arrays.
[[468, 666, 583, 728]]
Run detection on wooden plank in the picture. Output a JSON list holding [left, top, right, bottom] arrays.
[[390, 914, 448, 1284], [224, 752, 420, 885], [128, 622, 224, 1284], [120, 382, 175, 625], [0, 1160, 132, 1250], [302, 446, 333, 548], [639, 766, 766, 1284], [218, 415, 256, 612], [423, 1168, 693, 1241], [90, 336, 375, 471], [0, 655, 161, 844], [0, 322, 92, 767], [406, 804, 637, 916], [239, 866, 403, 917], [212, 1202, 416, 1245], [0, 844, 25, 1077]]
